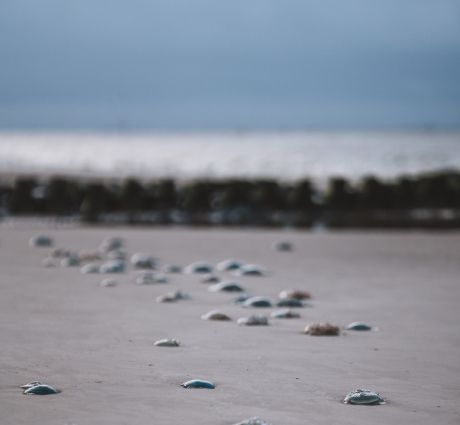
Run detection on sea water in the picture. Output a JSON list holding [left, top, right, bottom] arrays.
[[0, 131, 459, 182]]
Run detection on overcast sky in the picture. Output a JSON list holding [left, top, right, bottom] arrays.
[[1, 0, 459, 130]]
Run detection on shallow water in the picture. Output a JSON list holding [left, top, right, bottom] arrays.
[[1, 131, 459, 181]]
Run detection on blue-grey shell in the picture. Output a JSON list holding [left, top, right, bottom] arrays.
[[344, 389, 385, 405], [131, 253, 157, 269], [242, 296, 273, 308], [237, 264, 264, 276], [276, 299, 305, 308], [216, 259, 244, 271], [209, 281, 245, 293], [181, 379, 215, 389], [99, 259, 125, 273], [270, 309, 301, 319], [23, 384, 60, 395], [345, 322, 373, 331], [29, 235, 53, 247], [184, 261, 214, 274]]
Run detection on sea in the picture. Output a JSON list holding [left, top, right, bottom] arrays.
[[0, 131, 459, 183]]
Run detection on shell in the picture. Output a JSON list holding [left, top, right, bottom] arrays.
[[131, 253, 157, 269], [99, 259, 125, 274], [201, 310, 232, 321], [208, 281, 245, 293], [162, 264, 182, 274], [276, 299, 305, 308], [135, 272, 168, 285], [99, 237, 123, 253], [181, 379, 215, 389], [156, 290, 189, 303], [270, 309, 301, 319], [234, 417, 271, 425], [279, 289, 311, 300], [216, 259, 244, 271], [242, 296, 273, 308], [29, 235, 53, 248], [201, 273, 220, 283], [232, 294, 251, 305], [304, 323, 340, 336], [23, 384, 60, 395], [343, 389, 385, 405], [273, 241, 293, 252], [106, 249, 126, 260], [154, 338, 180, 347], [345, 322, 373, 331], [184, 261, 214, 274], [80, 263, 100, 274], [78, 250, 102, 262], [60, 255, 80, 267], [237, 315, 269, 326], [100, 278, 117, 287], [236, 264, 265, 277], [20, 381, 41, 389]]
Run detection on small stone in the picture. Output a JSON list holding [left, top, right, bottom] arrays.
[[181, 379, 215, 389]]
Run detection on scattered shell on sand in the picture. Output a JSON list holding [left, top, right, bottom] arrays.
[[279, 289, 311, 300], [304, 323, 340, 336], [201, 310, 232, 321], [343, 389, 385, 405], [23, 384, 60, 395], [242, 296, 273, 308], [80, 263, 100, 274], [162, 264, 183, 274], [273, 241, 293, 252], [208, 281, 245, 293], [100, 278, 117, 287], [99, 237, 123, 253], [181, 379, 215, 389], [156, 290, 189, 303], [345, 322, 373, 331], [99, 259, 125, 274], [50, 247, 72, 258], [236, 264, 265, 277], [154, 338, 180, 347], [276, 299, 306, 308], [216, 259, 244, 271], [29, 235, 53, 248], [234, 417, 271, 425], [184, 261, 214, 274], [135, 271, 168, 285], [270, 308, 301, 319], [131, 253, 157, 269], [201, 273, 220, 283], [237, 315, 269, 326], [60, 255, 80, 267], [78, 250, 102, 262], [106, 249, 126, 260]]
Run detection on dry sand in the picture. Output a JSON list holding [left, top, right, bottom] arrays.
[[1, 226, 460, 424]]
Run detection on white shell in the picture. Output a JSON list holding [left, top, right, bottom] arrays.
[[80, 263, 100, 274], [131, 253, 156, 269], [154, 338, 180, 347], [237, 315, 269, 326], [235, 264, 265, 277], [216, 259, 244, 271]]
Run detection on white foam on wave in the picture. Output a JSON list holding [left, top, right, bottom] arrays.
[[0, 131, 459, 181]]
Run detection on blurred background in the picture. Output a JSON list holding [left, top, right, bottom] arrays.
[[0, 0, 459, 227]]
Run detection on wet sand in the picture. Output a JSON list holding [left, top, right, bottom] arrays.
[[1, 226, 460, 424]]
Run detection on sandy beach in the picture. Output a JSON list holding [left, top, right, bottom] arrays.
[[1, 226, 460, 425]]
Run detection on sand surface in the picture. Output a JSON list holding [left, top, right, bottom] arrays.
[[1, 226, 460, 425]]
